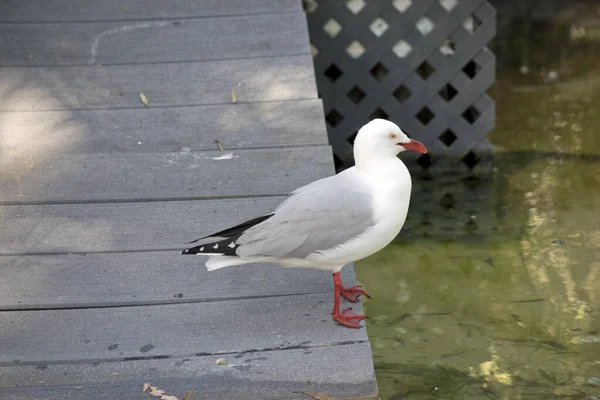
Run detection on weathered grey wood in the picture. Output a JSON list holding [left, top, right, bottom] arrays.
[[0, 294, 366, 364], [0, 55, 317, 111], [0, 198, 283, 253], [0, 13, 309, 67], [0, 0, 301, 22], [0, 0, 376, 396], [0, 100, 327, 155], [0, 145, 333, 203], [0, 253, 359, 309], [0, 344, 377, 400]]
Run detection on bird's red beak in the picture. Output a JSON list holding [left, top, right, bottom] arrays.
[[398, 139, 427, 154]]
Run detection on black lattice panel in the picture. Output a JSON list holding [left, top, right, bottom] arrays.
[[305, 0, 496, 171]]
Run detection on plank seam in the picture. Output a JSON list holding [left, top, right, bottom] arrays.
[[0, 143, 330, 158], [0, 248, 182, 257], [0, 97, 321, 114], [0, 52, 310, 69], [0, 291, 333, 312], [0, 97, 319, 113], [1, 340, 370, 368], [0, 10, 303, 25], [0, 194, 291, 207]]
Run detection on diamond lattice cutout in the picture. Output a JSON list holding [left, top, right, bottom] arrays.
[[416, 107, 435, 125], [347, 86, 366, 104], [440, 0, 458, 11], [440, 39, 456, 56], [324, 64, 343, 82], [393, 0, 412, 13], [393, 85, 412, 103], [416, 61, 435, 79], [439, 129, 457, 146], [463, 61, 480, 78], [370, 62, 389, 81], [439, 84, 458, 101], [346, 0, 366, 14], [303, 0, 318, 13], [326, 109, 344, 127], [392, 40, 413, 58], [346, 41, 365, 58], [370, 108, 389, 119], [416, 16, 435, 35], [462, 106, 481, 124], [324, 18, 342, 38], [369, 17, 389, 37]]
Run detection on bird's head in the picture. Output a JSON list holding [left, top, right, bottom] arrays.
[[353, 119, 427, 162]]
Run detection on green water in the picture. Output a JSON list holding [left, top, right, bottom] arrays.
[[357, 12, 600, 400]]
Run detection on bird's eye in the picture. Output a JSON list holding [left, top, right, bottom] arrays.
[[389, 133, 397, 139]]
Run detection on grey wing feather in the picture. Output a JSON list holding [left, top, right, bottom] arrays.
[[236, 171, 374, 259]]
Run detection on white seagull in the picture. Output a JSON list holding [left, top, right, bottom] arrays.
[[182, 119, 427, 328]]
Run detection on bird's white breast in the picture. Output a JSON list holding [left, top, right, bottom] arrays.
[[307, 158, 412, 268]]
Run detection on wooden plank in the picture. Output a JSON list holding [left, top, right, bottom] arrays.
[[0, 55, 318, 111], [0, 343, 377, 400], [0, 13, 309, 67], [0, 294, 367, 364], [0, 198, 283, 254], [0, 145, 333, 203], [0, 100, 328, 155], [0, 0, 301, 22], [0, 253, 359, 309]]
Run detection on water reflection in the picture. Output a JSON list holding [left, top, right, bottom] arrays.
[[360, 156, 599, 399], [358, 4, 600, 397]]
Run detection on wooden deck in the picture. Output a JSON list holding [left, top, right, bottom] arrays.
[[0, 1, 377, 399]]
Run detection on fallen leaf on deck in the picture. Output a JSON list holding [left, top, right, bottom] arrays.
[[150, 387, 165, 397], [231, 89, 237, 103], [142, 383, 181, 400], [216, 358, 227, 365], [297, 392, 337, 400], [214, 139, 224, 151], [211, 152, 235, 160], [182, 390, 193, 400], [140, 93, 149, 107]]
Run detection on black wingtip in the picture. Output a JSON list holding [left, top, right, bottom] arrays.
[[182, 213, 274, 245]]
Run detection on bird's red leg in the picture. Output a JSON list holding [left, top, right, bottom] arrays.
[[332, 272, 367, 328]]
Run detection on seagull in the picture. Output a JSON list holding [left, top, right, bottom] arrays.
[[182, 119, 427, 328]]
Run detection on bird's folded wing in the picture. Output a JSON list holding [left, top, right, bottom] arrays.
[[236, 173, 375, 259]]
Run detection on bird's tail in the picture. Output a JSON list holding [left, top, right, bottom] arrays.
[[181, 240, 258, 271], [205, 256, 250, 271]]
